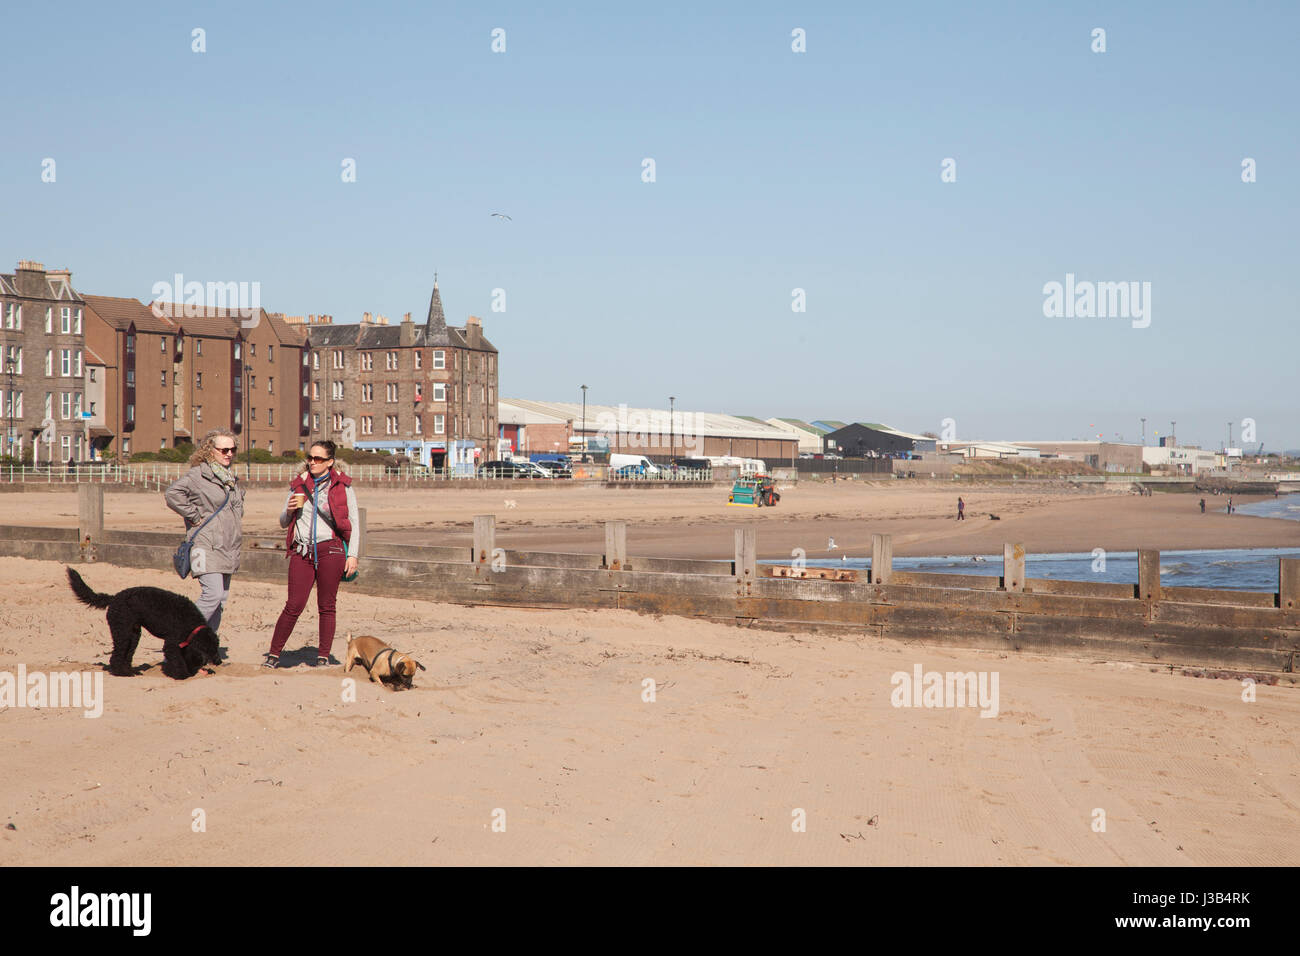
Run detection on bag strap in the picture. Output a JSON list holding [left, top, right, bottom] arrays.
[[187, 489, 232, 543]]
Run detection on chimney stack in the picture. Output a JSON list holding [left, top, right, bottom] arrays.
[[400, 310, 415, 347], [467, 315, 482, 349]]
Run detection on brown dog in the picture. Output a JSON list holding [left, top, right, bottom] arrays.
[[343, 634, 425, 690]]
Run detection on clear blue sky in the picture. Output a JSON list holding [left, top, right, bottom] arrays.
[[4, 0, 1297, 450]]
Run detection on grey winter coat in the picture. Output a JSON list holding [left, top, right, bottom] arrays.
[[164, 463, 246, 575]]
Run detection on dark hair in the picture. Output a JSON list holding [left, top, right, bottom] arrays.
[[310, 439, 337, 459]]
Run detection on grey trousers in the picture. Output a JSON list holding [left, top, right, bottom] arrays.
[[196, 572, 233, 632]]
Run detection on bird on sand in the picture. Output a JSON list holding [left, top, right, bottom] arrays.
[[827, 538, 838, 551]]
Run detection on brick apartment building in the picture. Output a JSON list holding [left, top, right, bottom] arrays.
[[301, 280, 498, 471], [0, 260, 88, 464]]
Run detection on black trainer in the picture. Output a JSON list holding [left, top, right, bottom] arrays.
[[262, 653, 279, 669]]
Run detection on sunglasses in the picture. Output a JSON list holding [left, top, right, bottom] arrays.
[[306, 455, 333, 464], [214, 446, 237, 454]]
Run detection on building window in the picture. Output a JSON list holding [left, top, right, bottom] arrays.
[[361, 353, 373, 371], [89, 368, 96, 383], [89, 400, 96, 415], [250, 343, 256, 357], [3, 345, 20, 374], [196, 405, 202, 422], [160, 337, 167, 353], [160, 438, 166, 450], [197, 372, 203, 389], [161, 404, 166, 420], [251, 407, 256, 421], [433, 383, 446, 402], [385, 415, 395, 435], [249, 375, 256, 390], [125, 333, 135, 353], [44, 308, 52, 333], [333, 381, 345, 400], [386, 351, 397, 370], [333, 413, 343, 431], [268, 408, 274, 426], [313, 413, 320, 430], [415, 351, 422, 370], [415, 414, 422, 433], [60, 393, 72, 419], [268, 440, 274, 453], [233, 408, 240, 427], [433, 350, 445, 369], [386, 383, 398, 402], [74, 309, 81, 334], [268, 376, 273, 394], [267, 345, 273, 361], [234, 342, 241, 360], [435, 414, 444, 435], [360, 383, 372, 403], [312, 350, 319, 369], [312, 381, 319, 400], [197, 338, 203, 356], [75, 351, 82, 377], [126, 369, 135, 387], [61, 435, 71, 459], [333, 350, 344, 369], [160, 370, 167, 386], [361, 416, 372, 435], [60, 349, 72, 376], [60, 307, 71, 333]]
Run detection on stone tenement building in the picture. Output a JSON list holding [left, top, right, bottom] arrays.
[[300, 280, 498, 470], [0, 261, 87, 463]]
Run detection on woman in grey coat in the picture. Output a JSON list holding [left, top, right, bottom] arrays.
[[164, 428, 245, 632]]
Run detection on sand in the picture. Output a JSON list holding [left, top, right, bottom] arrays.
[[2, 556, 1298, 866], [3, 481, 1297, 560]]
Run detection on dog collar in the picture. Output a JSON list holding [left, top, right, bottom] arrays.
[[179, 625, 206, 649]]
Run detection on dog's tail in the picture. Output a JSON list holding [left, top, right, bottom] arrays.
[[66, 566, 113, 609]]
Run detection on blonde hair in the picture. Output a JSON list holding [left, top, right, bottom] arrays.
[[190, 428, 237, 468]]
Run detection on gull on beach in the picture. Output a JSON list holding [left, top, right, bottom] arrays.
[[827, 538, 838, 551], [491, 213, 512, 221]]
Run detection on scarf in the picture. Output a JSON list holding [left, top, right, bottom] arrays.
[[209, 460, 237, 489]]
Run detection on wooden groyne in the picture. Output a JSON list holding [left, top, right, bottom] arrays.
[[2, 487, 1297, 674]]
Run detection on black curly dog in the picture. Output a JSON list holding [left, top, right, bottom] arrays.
[[67, 567, 221, 679]]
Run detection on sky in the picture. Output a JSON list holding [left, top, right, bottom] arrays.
[[3, 0, 1297, 450]]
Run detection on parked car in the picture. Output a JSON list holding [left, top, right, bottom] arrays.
[[479, 460, 537, 478], [535, 459, 572, 478]]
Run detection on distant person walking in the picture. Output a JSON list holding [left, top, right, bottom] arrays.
[[957, 497, 965, 521], [1227, 496, 1234, 514], [1199, 498, 1206, 513], [265, 440, 360, 668], [164, 428, 245, 633]]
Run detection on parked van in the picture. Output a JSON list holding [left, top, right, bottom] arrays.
[[608, 453, 661, 477]]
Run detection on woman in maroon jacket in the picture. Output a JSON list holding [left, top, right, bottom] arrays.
[[264, 440, 360, 668]]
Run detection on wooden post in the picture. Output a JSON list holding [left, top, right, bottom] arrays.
[[1003, 542, 1025, 592], [1280, 558, 1300, 611], [78, 484, 103, 543], [734, 528, 756, 582], [473, 514, 495, 566], [1138, 549, 1161, 601], [604, 521, 627, 570], [871, 533, 892, 585]]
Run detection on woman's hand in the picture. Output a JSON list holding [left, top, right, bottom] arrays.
[[344, 555, 358, 576]]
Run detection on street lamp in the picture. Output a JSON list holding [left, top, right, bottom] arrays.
[[580, 384, 587, 458], [1140, 417, 1146, 446], [1170, 421, 1176, 449], [244, 362, 252, 478], [4, 360, 14, 461], [669, 396, 675, 462]]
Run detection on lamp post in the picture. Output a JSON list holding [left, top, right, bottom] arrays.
[[4, 359, 14, 461], [244, 362, 252, 478], [580, 384, 587, 458], [1140, 417, 1146, 446], [1227, 421, 1232, 453], [669, 396, 675, 462]]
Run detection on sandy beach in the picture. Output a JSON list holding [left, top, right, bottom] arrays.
[[2, 556, 1298, 866], [2, 481, 1296, 560]]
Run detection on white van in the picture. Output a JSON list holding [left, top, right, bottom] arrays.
[[609, 453, 661, 477]]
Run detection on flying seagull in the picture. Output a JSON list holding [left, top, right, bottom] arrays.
[[491, 213, 512, 221]]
